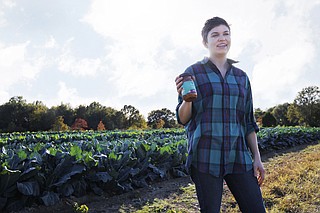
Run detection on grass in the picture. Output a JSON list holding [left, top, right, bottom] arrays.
[[122, 143, 320, 213], [262, 143, 320, 213]]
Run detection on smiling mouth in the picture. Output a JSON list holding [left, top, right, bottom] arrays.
[[217, 44, 227, 47]]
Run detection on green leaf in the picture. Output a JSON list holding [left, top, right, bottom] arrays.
[[142, 142, 150, 152], [83, 151, 98, 167], [108, 152, 117, 160], [17, 181, 40, 196], [0, 166, 21, 194], [19, 167, 39, 182], [33, 143, 42, 152], [150, 143, 157, 152], [95, 143, 102, 152], [17, 150, 27, 161], [48, 147, 57, 156], [160, 145, 172, 155], [51, 164, 86, 187], [70, 145, 82, 161]]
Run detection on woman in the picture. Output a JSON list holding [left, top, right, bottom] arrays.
[[175, 17, 266, 213]]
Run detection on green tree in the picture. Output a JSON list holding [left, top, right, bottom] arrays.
[[111, 110, 127, 130], [42, 107, 58, 131], [261, 112, 277, 127], [75, 105, 87, 119], [75, 104, 127, 130], [293, 86, 320, 127], [0, 96, 31, 132], [85, 102, 106, 130], [287, 104, 299, 126], [121, 105, 146, 129], [155, 119, 165, 129], [147, 108, 176, 129], [52, 116, 69, 131], [52, 103, 75, 127], [272, 103, 290, 126], [129, 115, 147, 129], [102, 107, 120, 130], [28, 101, 49, 131]]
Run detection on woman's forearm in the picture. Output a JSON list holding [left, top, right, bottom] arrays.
[[178, 101, 192, 125], [246, 130, 265, 185], [246, 131, 262, 161]]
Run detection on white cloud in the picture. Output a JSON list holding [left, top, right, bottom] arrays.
[[0, 11, 6, 27], [58, 53, 102, 77], [247, 0, 319, 109], [252, 43, 314, 106], [55, 81, 97, 107], [57, 81, 77, 101], [0, 0, 16, 27], [57, 38, 102, 77], [44, 35, 57, 49], [2, 0, 16, 8], [0, 42, 46, 101], [82, 0, 205, 99]]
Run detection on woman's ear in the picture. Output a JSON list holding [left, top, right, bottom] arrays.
[[202, 40, 208, 48]]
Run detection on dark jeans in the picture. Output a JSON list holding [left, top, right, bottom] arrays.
[[191, 166, 266, 213]]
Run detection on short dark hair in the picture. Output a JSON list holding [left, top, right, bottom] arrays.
[[201, 17, 230, 43]]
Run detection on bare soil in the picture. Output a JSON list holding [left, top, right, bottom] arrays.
[[17, 176, 192, 213], [17, 143, 316, 213]]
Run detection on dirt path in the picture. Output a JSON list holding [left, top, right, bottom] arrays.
[[17, 142, 318, 213], [17, 176, 192, 213]]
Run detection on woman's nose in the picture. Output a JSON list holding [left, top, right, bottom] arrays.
[[218, 35, 226, 41]]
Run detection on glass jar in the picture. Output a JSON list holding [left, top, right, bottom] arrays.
[[180, 73, 197, 102]]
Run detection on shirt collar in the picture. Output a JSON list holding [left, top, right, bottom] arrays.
[[200, 57, 239, 65]]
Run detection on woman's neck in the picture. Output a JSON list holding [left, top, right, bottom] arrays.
[[210, 56, 227, 67], [209, 55, 228, 74]]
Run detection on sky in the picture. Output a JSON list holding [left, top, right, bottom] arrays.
[[0, 0, 319, 118]]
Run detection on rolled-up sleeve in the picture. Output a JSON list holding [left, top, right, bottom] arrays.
[[245, 78, 259, 135], [176, 95, 184, 125], [175, 67, 194, 126]]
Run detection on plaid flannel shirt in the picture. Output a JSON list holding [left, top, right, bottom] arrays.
[[176, 57, 259, 177]]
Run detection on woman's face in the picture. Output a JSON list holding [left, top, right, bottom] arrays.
[[204, 24, 231, 57]]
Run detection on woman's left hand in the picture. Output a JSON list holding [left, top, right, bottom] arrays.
[[253, 159, 265, 186]]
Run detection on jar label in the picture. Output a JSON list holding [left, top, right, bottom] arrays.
[[182, 80, 196, 96]]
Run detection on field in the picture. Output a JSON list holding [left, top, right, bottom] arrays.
[[16, 142, 320, 213], [1, 127, 320, 212]]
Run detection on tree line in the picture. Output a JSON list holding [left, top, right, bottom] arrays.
[[0, 85, 318, 133], [254, 86, 320, 127], [0, 97, 179, 133]]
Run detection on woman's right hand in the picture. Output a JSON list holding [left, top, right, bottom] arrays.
[[175, 76, 183, 95], [175, 75, 192, 124]]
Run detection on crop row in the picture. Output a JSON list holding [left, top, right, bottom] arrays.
[[0, 129, 187, 212], [257, 127, 320, 151]]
